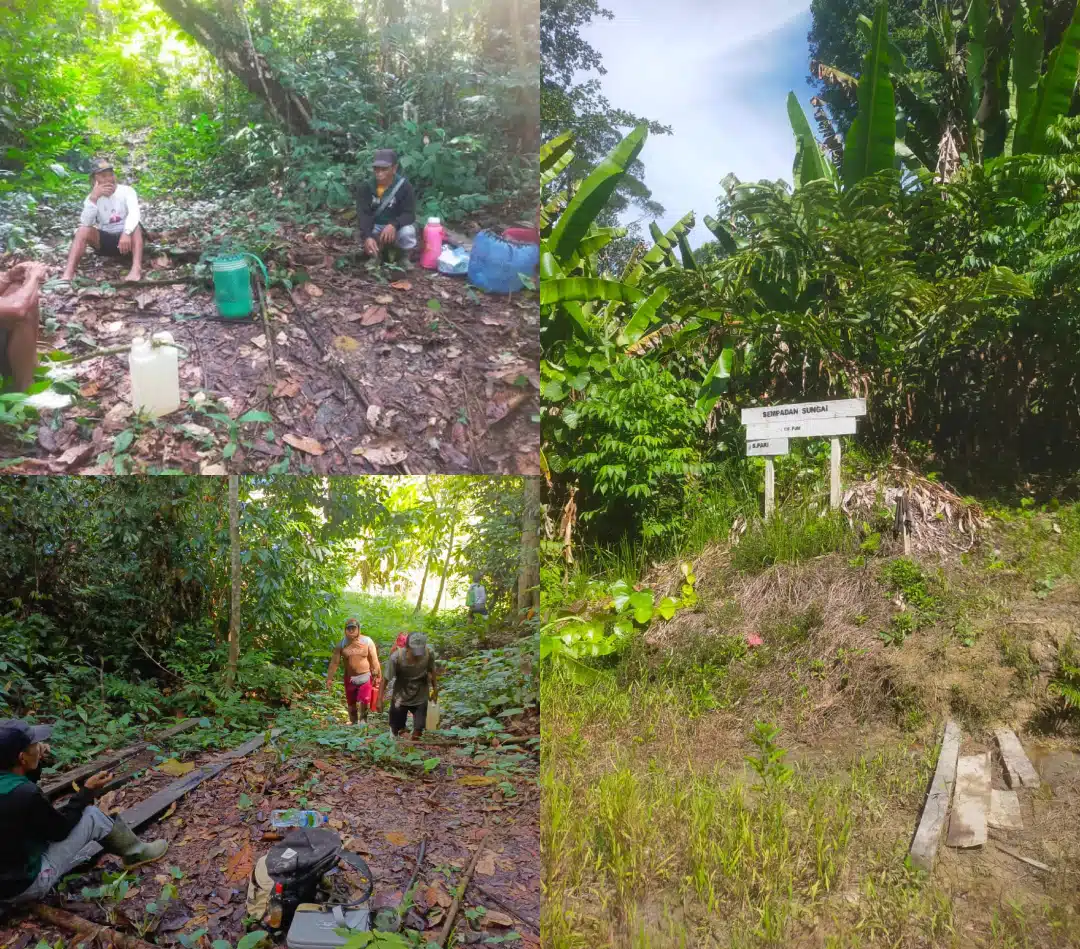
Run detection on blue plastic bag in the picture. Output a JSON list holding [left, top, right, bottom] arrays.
[[467, 230, 539, 294]]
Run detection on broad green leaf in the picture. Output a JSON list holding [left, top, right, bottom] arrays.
[[695, 347, 734, 416], [616, 286, 669, 347], [609, 579, 632, 611], [113, 430, 134, 453], [856, 14, 909, 74], [656, 597, 679, 621], [642, 212, 695, 268], [540, 278, 645, 306], [843, 2, 896, 187], [549, 124, 647, 265], [540, 131, 574, 171], [787, 92, 831, 188], [967, 0, 988, 121], [628, 591, 653, 624], [572, 227, 626, 262], [1015, 0, 1080, 155], [1009, 0, 1045, 154], [678, 233, 697, 269], [236, 932, 269, 949], [703, 215, 738, 256], [237, 409, 273, 424]]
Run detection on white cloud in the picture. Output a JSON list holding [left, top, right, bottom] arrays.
[[579, 0, 812, 245]]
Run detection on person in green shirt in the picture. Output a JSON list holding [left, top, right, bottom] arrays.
[[387, 633, 438, 740]]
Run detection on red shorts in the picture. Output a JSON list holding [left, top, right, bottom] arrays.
[[345, 676, 374, 708]]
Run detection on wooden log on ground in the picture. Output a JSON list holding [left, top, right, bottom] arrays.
[[437, 831, 490, 947], [473, 882, 539, 934], [909, 718, 961, 872], [947, 752, 991, 849], [79, 729, 280, 862], [995, 728, 1041, 789], [43, 719, 197, 800], [988, 788, 1023, 830], [30, 904, 159, 949]]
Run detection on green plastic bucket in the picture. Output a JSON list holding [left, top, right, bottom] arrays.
[[211, 253, 268, 319]]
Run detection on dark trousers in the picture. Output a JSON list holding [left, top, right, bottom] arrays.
[[389, 702, 427, 735]]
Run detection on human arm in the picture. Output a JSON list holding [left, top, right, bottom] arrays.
[[0, 264, 46, 319], [79, 183, 106, 228], [369, 639, 381, 680], [122, 187, 141, 235], [22, 778, 100, 843], [326, 644, 342, 688], [391, 180, 416, 230]]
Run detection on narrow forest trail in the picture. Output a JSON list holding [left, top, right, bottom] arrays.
[[1, 205, 539, 475]]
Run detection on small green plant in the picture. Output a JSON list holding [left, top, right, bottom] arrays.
[[745, 721, 793, 788], [1048, 642, 1080, 714], [880, 612, 917, 647]]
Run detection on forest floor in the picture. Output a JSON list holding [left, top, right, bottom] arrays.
[[542, 493, 1080, 948], [0, 196, 539, 475], [0, 628, 540, 949]]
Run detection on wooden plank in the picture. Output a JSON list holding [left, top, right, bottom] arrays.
[[79, 729, 279, 862], [995, 729, 1041, 789], [989, 789, 1023, 830], [43, 718, 197, 800], [909, 718, 961, 872], [746, 438, 789, 457], [745, 416, 859, 440], [740, 398, 866, 425], [764, 457, 775, 519], [830, 437, 841, 509], [947, 753, 991, 848], [994, 842, 1049, 872]]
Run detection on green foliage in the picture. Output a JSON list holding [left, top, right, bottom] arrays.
[[842, 3, 896, 187], [877, 557, 941, 646], [745, 721, 794, 788], [1048, 641, 1080, 715], [732, 509, 856, 573]]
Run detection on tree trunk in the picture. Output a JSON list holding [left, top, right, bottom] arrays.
[[154, 0, 314, 136], [227, 475, 241, 688], [518, 477, 541, 614], [414, 549, 433, 613], [430, 517, 457, 616]]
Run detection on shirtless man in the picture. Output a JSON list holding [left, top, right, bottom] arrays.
[[325, 618, 382, 724], [0, 262, 48, 391]]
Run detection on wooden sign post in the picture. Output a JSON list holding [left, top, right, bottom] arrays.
[[741, 399, 866, 517]]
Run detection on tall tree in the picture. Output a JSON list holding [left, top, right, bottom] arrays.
[[430, 514, 457, 616], [227, 474, 241, 687], [517, 477, 540, 614]]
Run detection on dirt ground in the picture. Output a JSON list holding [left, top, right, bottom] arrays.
[[0, 226, 539, 475], [0, 738, 539, 948]]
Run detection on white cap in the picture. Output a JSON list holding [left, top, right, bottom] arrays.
[[427, 217, 440, 225]]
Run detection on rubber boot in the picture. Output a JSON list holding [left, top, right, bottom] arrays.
[[100, 816, 168, 869]]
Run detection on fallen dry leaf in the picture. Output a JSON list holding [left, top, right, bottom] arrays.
[[313, 759, 334, 772], [273, 379, 303, 398], [157, 759, 195, 777], [456, 776, 497, 787], [333, 335, 359, 352], [328, 818, 344, 830], [283, 434, 325, 456], [480, 316, 504, 326], [390, 280, 412, 291], [135, 292, 154, 310], [396, 342, 423, 355], [481, 910, 515, 928], [304, 282, 324, 297], [359, 305, 389, 326], [475, 851, 497, 876], [225, 843, 255, 883], [385, 831, 410, 847], [122, 887, 142, 901], [375, 294, 393, 305], [425, 882, 452, 909], [79, 382, 100, 398], [366, 405, 382, 427], [200, 462, 228, 475], [353, 440, 408, 467], [153, 255, 171, 269], [251, 334, 268, 350]]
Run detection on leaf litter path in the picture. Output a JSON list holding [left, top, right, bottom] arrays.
[[1, 243, 539, 475], [0, 735, 539, 949]]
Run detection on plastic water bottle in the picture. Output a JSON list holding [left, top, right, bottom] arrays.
[[270, 809, 328, 829], [420, 217, 444, 270], [129, 331, 180, 417]]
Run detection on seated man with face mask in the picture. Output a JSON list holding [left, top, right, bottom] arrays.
[[0, 719, 168, 905]]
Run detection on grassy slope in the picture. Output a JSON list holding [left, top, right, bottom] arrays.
[[543, 500, 1080, 948]]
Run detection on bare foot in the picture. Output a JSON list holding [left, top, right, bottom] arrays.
[[124, 270, 142, 282], [60, 271, 74, 282]]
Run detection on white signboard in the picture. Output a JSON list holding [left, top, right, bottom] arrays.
[[740, 398, 866, 426], [746, 438, 789, 457], [745, 416, 858, 441]]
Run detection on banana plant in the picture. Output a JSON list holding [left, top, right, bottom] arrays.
[[843, 1, 896, 188]]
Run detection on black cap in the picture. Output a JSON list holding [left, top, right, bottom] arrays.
[[88, 157, 114, 178], [373, 149, 397, 168], [0, 719, 52, 769]]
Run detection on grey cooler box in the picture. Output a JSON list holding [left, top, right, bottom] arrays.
[[285, 905, 372, 949]]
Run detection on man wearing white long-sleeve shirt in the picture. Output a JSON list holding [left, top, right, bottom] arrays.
[[61, 158, 145, 283]]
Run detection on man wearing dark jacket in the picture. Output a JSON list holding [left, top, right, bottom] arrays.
[[356, 149, 417, 259], [0, 719, 168, 904]]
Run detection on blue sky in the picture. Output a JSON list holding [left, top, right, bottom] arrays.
[[579, 0, 814, 246]]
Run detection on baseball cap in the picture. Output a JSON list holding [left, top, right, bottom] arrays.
[[345, 617, 360, 630], [0, 719, 52, 769], [373, 149, 397, 168], [88, 158, 114, 178], [408, 632, 428, 657]]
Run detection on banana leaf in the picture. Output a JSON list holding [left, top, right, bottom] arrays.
[[616, 286, 670, 346], [967, 0, 988, 123], [678, 233, 697, 270], [703, 215, 739, 256], [1015, 0, 1080, 155], [540, 131, 574, 171], [1008, 0, 1045, 155], [572, 227, 627, 263], [548, 124, 648, 266], [857, 14, 910, 74], [541, 278, 646, 307], [541, 150, 574, 187], [787, 91, 831, 188], [843, 2, 896, 188], [642, 211, 696, 267], [695, 347, 734, 416]]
